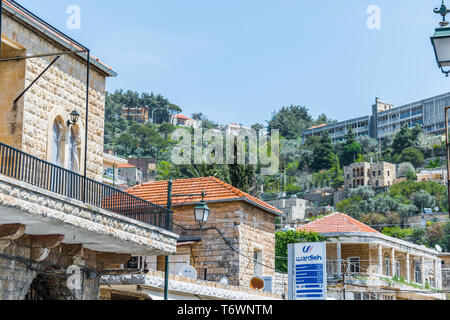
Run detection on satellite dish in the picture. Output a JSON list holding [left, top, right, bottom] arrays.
[[435, 207, 440, 212], [179, 265, 198, 279], [219, 277, 229, 286], [249, 277, 265, 291], [435, 244, 443, 253]]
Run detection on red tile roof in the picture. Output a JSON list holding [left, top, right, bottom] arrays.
[[297, 212, 380, 234], [126, 177, 282, 215], [118, 163, 136, 169], [175, 115, 192, 120], [307, 124, 328, 130]]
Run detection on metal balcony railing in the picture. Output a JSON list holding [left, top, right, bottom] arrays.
[[0, 142, 172, 231]]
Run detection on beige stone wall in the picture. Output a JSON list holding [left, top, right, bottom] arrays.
[[0, 237, 107, 300], [344, 162, 396, 189], [0, 41, 26, 149], [1, 13, 108, 180], [370, 162, 396, 188], [238, 202, 276, 288], [344, 162, 371, 189], [170, 201, 276, 287], [172, 202, 241, 285]]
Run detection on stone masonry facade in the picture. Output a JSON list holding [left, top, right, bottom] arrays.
[[1, 11, 108, 180], [344, 161, 396, 189], [0, 236, 108, 300], [168, 201, 276, 288]]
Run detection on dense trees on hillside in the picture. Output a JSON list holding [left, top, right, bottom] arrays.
[[105, 89, 449, 250]]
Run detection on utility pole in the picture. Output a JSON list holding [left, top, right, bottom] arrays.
[[445, 107, 450, 219], [164, 180, 173, 301]]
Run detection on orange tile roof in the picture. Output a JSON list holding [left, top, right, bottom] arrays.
[[175, 114, 192, 120], [307, 124, 328, 130], [297, 212, 380, 234], [126, 177, 282, 216]]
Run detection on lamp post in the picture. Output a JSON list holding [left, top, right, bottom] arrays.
[[163, 180, 210, 300], [431, 1, 450, 219]]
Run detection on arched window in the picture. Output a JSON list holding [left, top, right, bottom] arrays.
[[68, 126, 81, 172], [51, 118, 65, 166]]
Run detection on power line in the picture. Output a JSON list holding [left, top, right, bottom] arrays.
[[281, 0, 436, 25]]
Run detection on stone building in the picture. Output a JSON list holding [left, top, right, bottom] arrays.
[[0, 1, 177, 300], [127, 157, 157, 183], [121, 105, 149, 123], [267, 197, 308, 225], [439, 253, 450, 300], [124, 177, 282, 288], [344, 161, 396, 189], [297, 213, 445, 300], [171, 114, 200, 129], [102, 152, 128, 187]]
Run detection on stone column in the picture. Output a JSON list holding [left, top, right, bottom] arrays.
[[336, 242, 342, 278], [378, 244, 382, 275], [0, 242, 36, 300], [406, 253, 410, 283], [391, 248, 396, 277], [432, 258, 443, 290], [421, 256, 426, 287]]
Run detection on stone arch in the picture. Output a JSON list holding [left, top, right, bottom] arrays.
[[46, 107, 85, 173], [25, 274, 76, 300]]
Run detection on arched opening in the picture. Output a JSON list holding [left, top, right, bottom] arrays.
[[51, 117, 66, 167], [24, 274, 75, 300]]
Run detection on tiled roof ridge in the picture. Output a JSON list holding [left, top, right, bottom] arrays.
[[299, 212, 381, 234], [125, 177, 282, 215]]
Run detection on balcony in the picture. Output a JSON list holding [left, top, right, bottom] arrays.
[[0, 142, 171, 230], [0, 142, 178, 256]]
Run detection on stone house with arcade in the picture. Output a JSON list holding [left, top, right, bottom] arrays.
[[0, 0, 177, 300], [297, 213, 445, 300]]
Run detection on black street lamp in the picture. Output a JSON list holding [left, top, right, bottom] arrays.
[[67, 110, 80, 126], [163, 180, 210, 300], [431, 1, 450, 76]]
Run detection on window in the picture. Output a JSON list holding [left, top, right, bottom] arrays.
[[68, 127, 81, 172], [378, 170, 381, 176], [253, 249, 263, 276], [373, 171, 376, 177], [51, 119, 65, 166], [414, 261, 422, 284], [348, 257, 360, 274], [376, 181, 379, 187], [385, 257, 390, 276], [395, 260, 401, 278], [126, 257, 140, 269]]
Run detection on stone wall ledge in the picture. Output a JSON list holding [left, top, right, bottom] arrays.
[[102, 272, 282, 300], [0, 174, 179, 255]]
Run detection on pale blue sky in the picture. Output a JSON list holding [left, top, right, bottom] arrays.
[[16, 0, 450, 126]]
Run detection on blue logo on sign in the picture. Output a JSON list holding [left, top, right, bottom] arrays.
[[303, 245, 313, 254]]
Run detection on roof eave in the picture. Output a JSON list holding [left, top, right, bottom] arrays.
[[2, 2, 117, 77], [170, 197, 283, 216], [320, 232, 440, 256]]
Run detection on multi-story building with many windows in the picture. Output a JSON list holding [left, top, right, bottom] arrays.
[[302, 93, 450, 143]]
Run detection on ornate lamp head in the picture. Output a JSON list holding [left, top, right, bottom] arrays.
[[434, 0, 450, 26]]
